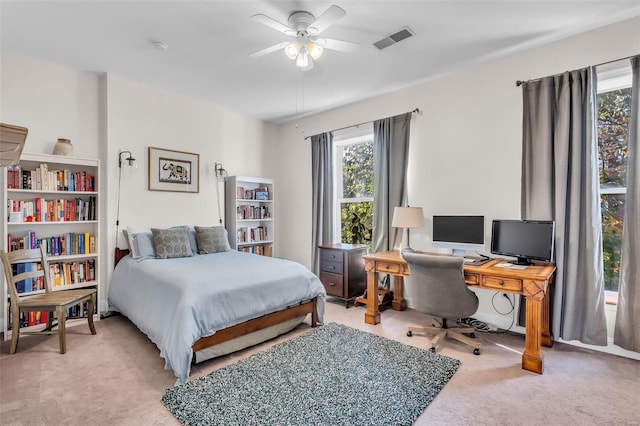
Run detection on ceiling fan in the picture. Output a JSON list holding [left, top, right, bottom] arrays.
[[249, 4, 358, 71]]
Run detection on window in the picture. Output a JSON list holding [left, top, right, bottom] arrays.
[[597, 64, 631, 295], [333, 125, 374, 246]]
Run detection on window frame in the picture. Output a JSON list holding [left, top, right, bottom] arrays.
[[332, 127, 374, 243], [596, 63, 632, 301]]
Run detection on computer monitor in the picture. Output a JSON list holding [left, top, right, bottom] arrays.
[[432, 215, 485, 257], [491, 219, 555, 265]]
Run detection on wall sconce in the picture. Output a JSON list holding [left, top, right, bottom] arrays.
[[119, 150, 136, 168], [214, 162, 228, 225], [214, 162, 228, 182], [116, 150, 137, 254]]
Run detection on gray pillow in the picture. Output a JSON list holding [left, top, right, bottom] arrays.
[[151, 227, 193, 259], [171, 225, 198, 255], [195, 226, 231, 254]]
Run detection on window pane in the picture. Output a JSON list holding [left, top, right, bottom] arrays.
[[342, 142, 373, 198], [340, 201, 373, 246], [601, 193, 625, 292], [598, 88, 631, 188]]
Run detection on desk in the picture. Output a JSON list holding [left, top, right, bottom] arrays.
[[363, 250, 556, 374]]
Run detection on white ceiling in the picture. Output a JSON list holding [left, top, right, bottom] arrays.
[[1, 1, 639, 123]]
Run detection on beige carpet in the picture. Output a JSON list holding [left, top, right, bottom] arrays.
[[1, 300, 639, 425]]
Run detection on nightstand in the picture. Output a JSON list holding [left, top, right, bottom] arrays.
[[318, 243, 368, 307]]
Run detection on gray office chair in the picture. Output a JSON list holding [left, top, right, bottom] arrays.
[[402, 251, 481, 355]]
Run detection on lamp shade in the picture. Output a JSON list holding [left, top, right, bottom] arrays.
[[392, 206, 424, 229]]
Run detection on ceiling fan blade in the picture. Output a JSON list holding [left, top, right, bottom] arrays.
[[307, 5, 346, 35], [318, 38, 359, 53], [252, 14, 296, 36], [249, 41, 290, 58]]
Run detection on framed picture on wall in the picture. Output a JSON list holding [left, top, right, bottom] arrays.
[[148, 146, 200, 193]]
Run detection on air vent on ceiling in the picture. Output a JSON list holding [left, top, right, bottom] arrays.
[[374, 26, 414, 50]]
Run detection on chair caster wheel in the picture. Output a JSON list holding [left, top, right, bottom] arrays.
[[469, 333, 476, 339], [473, 348, 480, 355], [429, 347, 436, 353], [407, 331, 413, 337]]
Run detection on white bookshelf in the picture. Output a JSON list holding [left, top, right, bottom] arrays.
[[1, 153, 100, 337], [225, 176, 274, 256]]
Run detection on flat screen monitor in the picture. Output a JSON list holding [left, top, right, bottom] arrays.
[[491, 219, 555, 265], [432, 215, 485, 257]]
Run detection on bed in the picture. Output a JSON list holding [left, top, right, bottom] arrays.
[[108, 241, 326, 385]]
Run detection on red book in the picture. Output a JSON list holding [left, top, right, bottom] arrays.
[[28, 312, 36, 327], [35, 197, 41, 222]]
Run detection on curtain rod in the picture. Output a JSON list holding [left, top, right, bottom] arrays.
[[304, 108, 420, 140], [515, 54, 638, 87]]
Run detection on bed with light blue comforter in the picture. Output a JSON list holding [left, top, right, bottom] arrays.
[[108, 250, 326, 385]]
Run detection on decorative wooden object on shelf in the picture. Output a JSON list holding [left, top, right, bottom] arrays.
[[318, 243, 368, 307], [0, 123, 28, 167]]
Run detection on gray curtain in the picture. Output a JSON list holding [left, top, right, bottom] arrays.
[[311, 132, 334, 275], [614, 55, 640, 352], [372, 113, 412, 253], [521, 68, 608, 345]]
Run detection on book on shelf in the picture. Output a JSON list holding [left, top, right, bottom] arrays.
[[235, 185, 270, 200], [47, 259, 95, 286], [7, 196, 97, 223], [5, 164, 96, 192]]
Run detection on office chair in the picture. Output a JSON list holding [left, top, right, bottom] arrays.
[[402, 251, 481, 355]]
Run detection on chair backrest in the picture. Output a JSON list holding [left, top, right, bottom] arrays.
[[0, 245, 52, 303], [402, 251, 479, 320]]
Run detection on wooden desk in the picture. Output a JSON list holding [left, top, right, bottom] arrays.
[[363, 250, 556, 374]]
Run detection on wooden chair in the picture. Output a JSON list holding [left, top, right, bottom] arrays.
[[0, 246, 97, 354]]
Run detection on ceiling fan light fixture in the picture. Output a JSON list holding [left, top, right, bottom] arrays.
[[307, 42, 323, 60], [285, 41, 301, 59], [296, 49, 314, 71]]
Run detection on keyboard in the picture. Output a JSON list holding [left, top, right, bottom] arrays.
[[464, 258, 491, 266]]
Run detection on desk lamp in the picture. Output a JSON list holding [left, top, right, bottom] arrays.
[[392, 206, 424, 251]]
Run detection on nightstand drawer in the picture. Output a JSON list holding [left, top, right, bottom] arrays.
[[322, 249, 344, 263], [320, 271, 345, 297], [321, 260, 343, 274], [483, 276, 522, 292]]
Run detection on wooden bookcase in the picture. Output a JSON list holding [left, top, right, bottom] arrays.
[[224, 176, 274, 256], [1, 153, 100, 338]]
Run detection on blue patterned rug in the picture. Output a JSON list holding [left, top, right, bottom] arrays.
[[162, 322, 461, 426]]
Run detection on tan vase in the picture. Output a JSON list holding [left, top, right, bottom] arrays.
[[53, 138, 73, 156]]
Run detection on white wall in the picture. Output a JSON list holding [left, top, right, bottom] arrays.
[[272, 17, 640, 358], [1, 52, 275, 314], [0, 51, 101, 158]]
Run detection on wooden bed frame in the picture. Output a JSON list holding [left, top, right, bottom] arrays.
[[114, 248, 318, 355]]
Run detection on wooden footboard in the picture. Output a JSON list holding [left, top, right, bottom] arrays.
[[192, 298, 318, 352]]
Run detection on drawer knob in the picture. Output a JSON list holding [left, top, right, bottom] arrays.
[[499, 280, 505, 285], [329, 282, 336, 287]]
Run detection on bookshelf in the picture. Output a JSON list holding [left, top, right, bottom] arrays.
[[225, 176, 274, 256], [1, 153, 100, 338]]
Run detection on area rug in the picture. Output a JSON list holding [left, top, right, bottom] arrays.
[[162, 322, 461, 426]]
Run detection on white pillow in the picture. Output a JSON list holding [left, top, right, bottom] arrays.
[[124, 226, 156, 259]]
